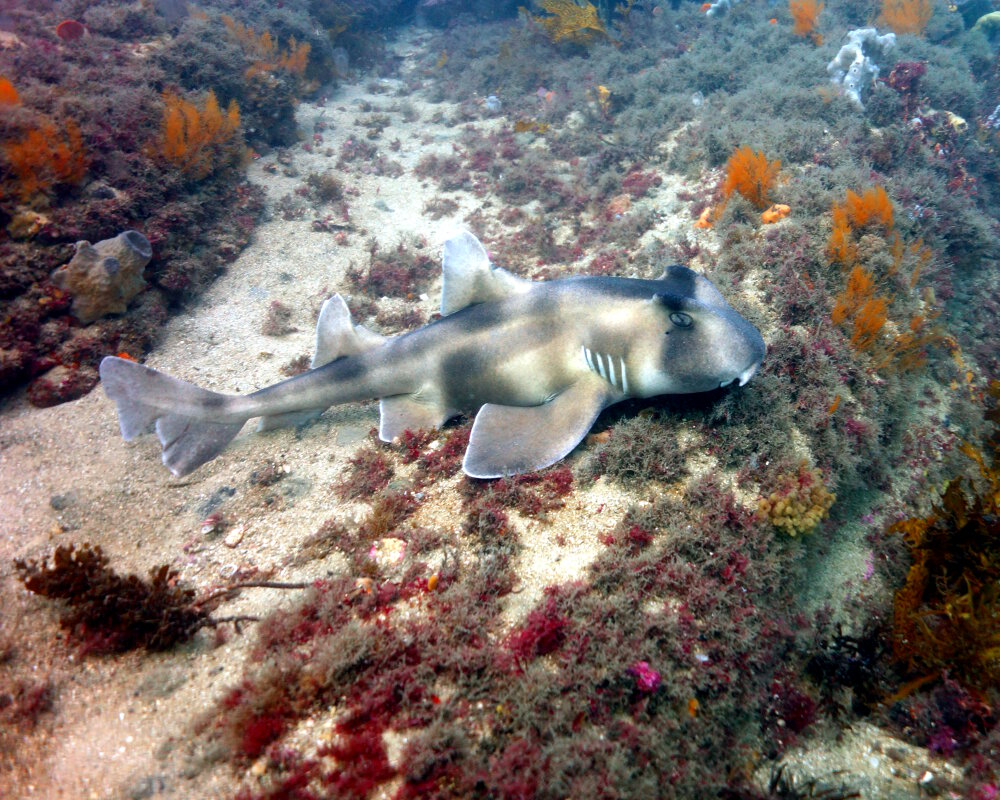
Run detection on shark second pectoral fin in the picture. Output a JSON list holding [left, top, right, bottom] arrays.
[[463, 377, 615, 479], [379, 395, 453, 442], [313, 294, 386, 368], [256, 409, 323, 432], [441, 231, 531, 315], [156, 415, 246, 477]]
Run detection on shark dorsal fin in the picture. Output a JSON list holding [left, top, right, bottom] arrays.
[[312, 294, 386, 369], [441, 231, 531, 315]]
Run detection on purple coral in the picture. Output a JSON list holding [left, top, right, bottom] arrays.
[[628, 661, 662, 694]]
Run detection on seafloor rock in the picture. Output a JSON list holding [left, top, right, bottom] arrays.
[[50, 230, 152, 324], [25, 363, 99, 408]]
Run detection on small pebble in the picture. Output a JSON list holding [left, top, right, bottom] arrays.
[[223, 524, 245, 548]]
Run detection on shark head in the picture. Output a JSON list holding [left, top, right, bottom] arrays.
[[632, 265, 766, 396]]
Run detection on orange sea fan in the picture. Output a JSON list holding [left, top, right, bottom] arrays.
[[3, 119, 87, 202], [826, 204, 857, 266], [879, 0, 933, 36], [159, 90, 241, 178], [722, 146, 781, 210], [831, 264, 876, 323], [844, 185, 894, 230], [850, 296, 889, 351], [788, 0, 823, 43]]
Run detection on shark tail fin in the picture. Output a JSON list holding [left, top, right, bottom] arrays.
[[99, 356, 246, 477]]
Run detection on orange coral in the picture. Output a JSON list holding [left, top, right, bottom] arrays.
[[843, 185, 894, 230], [830, 264, 876, 324], [879, 0, 933, 36], [788, 0, 823, 44], [826, 185, 894, 266], [722, 147, 781, 210], [158, 90, 241, 179], [3, 119, 87, 202], [826, 204, 857, 265], [0, 75, 19, 105], [849, 296, 888, 351], [222, 15, 311, 79], [828, 186, 944, 367]]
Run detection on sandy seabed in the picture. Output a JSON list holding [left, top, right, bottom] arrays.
[[0, 29, 961, 800]]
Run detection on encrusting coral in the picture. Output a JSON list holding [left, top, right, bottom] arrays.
[[50, 231, 152, 324], [757, 462, 836, 536]]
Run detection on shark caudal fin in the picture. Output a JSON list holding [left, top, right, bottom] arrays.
[[99, 356, 246, 477]]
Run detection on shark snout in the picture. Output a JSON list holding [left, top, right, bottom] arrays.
[[718, 317, 765, 389], [719, 359, 761, 389]]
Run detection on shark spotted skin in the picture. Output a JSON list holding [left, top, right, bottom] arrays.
[[99, 231, 765, 478]]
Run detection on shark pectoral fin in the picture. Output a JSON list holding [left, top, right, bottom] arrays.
[[463, 377, 615, 479], [312, 294, 386, 368], [441, 231, 531, 315], [378, 395, 453, 442]]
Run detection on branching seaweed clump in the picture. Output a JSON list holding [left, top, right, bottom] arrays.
[[529, 0, 608, 45], [14, 544, 206, 654], [890, 382, 1000, 688], [346, 239, 436, 300]]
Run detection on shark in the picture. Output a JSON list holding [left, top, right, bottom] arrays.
[[99, 231, 766, 479]]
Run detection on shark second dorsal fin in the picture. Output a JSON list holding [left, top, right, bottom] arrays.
[[463, 374, 616, 478], [312, 294, 386, 369], [441, 231, 531, 315]]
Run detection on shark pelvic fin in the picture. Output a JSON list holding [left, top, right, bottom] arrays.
[[463, 375, 616, 479], [441, 231, 531, 315], [100, 356, 247, 478], [312, 294, 386, 369], [379, 393, 453, 442]]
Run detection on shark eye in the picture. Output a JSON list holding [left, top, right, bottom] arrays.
[[669, 312, 693, 328]]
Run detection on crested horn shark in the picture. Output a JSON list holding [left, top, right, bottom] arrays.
[[99, 231, 765, 479]]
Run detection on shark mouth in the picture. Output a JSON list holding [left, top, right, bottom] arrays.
[[719, 362, 761, 389]]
